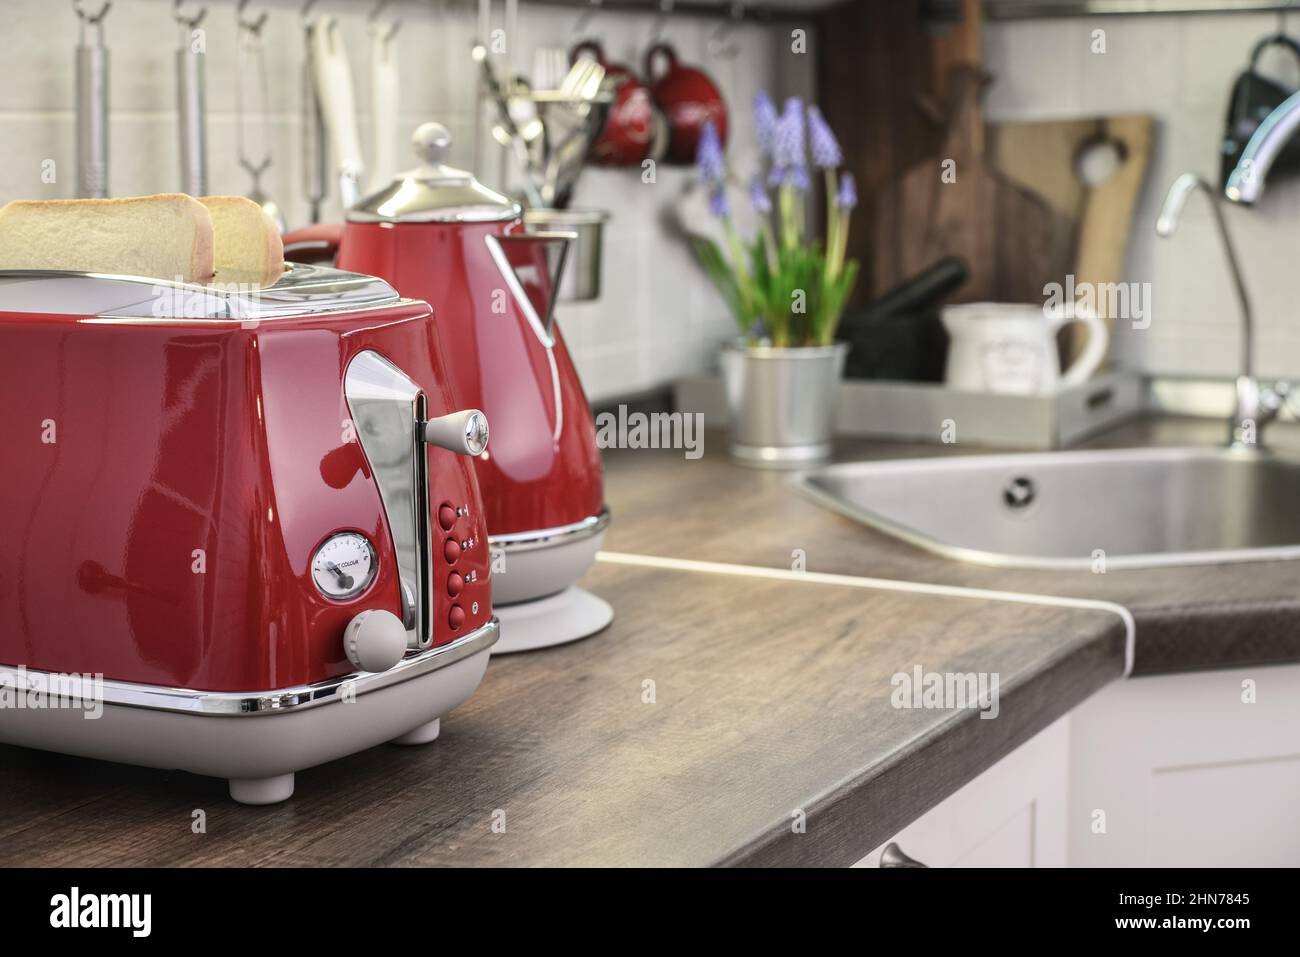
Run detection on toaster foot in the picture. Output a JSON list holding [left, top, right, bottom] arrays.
[[228, 773, 296, 806], [390, 717, 441, 746]]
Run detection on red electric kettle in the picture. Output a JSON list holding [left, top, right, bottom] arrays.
[[284, 123, 612, 653]]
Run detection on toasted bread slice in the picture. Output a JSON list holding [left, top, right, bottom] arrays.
[[0, 193, 215, 283], [199, 196, 286, 289]]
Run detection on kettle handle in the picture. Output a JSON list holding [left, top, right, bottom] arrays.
[[483, 231, 577, 349], [284, 223, 343, 264]]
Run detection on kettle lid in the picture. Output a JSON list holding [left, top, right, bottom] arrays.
[[348, 123, 521, 224]]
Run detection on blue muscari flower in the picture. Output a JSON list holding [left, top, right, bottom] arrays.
[[807, 105, 842, 169], [749, 176, 772, 214], [695, 120, 725, 185], [754, 92, 778, 158], [790, 163, 810, 193], [836, 171, 857, 210], [772, 97, 805, 170], [709, 186, 729, 219], [766, 162, 809, 192]]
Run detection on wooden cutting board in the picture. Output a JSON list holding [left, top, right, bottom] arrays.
[[872, 64, 1056, 304], [989, 114, 1154, 360]]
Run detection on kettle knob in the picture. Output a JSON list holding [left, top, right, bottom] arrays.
[[425, 409, 489, 456], [412, 122, 452, 165], [343, 609, 408, 673]]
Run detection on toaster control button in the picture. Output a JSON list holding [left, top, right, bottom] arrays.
[[438, 504, 457, 531], [448, 604, 466, 631], [443, 538, 461, 563], [343, 609, 408, 673], [446, 571, 464, 597]]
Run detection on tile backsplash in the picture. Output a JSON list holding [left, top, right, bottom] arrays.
[[984, 12, 1300, 381], [0, 0, 813, 402]]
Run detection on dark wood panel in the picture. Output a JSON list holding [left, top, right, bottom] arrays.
[[815, 0, 940, 304]]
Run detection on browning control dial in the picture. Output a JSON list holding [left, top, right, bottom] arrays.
[[311, 532, 377, 600]]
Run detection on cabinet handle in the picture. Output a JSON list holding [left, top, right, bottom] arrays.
[[879, 842, 929, 868]]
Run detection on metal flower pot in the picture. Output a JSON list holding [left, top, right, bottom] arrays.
[[720, 341, 847, 468]]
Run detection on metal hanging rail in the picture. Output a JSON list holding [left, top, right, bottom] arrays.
[[500, 0, 808, 22], [925, 0, 1300, 19]]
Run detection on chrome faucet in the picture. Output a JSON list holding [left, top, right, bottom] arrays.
[[1157, 172, 1288, 450]]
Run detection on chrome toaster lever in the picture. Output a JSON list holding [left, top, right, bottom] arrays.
[[424, 410, 489, 456]]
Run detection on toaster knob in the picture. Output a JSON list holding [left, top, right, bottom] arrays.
[[343, 609, 409, 673], [424, 410, 489, 456]]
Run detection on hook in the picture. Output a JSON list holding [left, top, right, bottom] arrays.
[[173, 0, 207, 30], [708, 2, 744, 58], [572, 0, 601, 38], [650, 0, 673, 42], [300, 0, 319, 23], [72, 0, 112, 25], [237, 0, 267, 34], [369, 0, 401, 43]]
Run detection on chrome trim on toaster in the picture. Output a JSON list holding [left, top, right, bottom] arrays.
[[0, 619, 499, 717], [0, 263, 401, 321], [489, 507, 610, 554]]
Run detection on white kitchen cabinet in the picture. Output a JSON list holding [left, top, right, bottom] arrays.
[[854, 717, 1070, 868], [1068, 662, 1300, 867], [855, 663, 1300, 868]]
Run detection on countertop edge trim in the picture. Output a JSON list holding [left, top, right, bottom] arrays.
[[595, 551, 1136, 676]]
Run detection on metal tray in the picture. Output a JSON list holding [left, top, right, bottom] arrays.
[[674, 370, 1143, 450]]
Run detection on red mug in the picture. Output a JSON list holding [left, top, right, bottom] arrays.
[[571, 40, 662, 167], [643, 42, 727, 165]]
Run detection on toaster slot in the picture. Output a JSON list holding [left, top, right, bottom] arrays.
[[343, 350, 432, 650]]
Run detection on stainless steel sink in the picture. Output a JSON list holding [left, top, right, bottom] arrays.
[[796, 447, 1300, 569]]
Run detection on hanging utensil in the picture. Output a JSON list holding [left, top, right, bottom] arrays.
[[236, 1, 284, 233], [174, 1, 208, 197], [311, 15, 366, 210], [301, 1, 328, 224], [472, 0, 491, 175], [472, 43, 543, 208], [73, 0, 111, 198], [367, 2, 401, 193]]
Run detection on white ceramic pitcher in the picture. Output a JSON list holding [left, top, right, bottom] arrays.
[[942, 301, 1109, 395]]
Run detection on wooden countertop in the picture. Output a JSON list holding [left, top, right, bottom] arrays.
[[1, 562, 1124, 867], [1, 414, 1283, 867], [602, 415, 1300, 676]]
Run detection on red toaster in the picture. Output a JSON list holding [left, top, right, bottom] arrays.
[[0, 264, 498, 804]]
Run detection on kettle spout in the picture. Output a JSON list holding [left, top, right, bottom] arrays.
[[484, 231, 576, 348]]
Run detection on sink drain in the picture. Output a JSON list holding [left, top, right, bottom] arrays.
[[1002, 476, 1037, 510]]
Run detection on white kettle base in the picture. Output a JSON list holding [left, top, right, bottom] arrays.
[[492, 587, 614, 654]]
